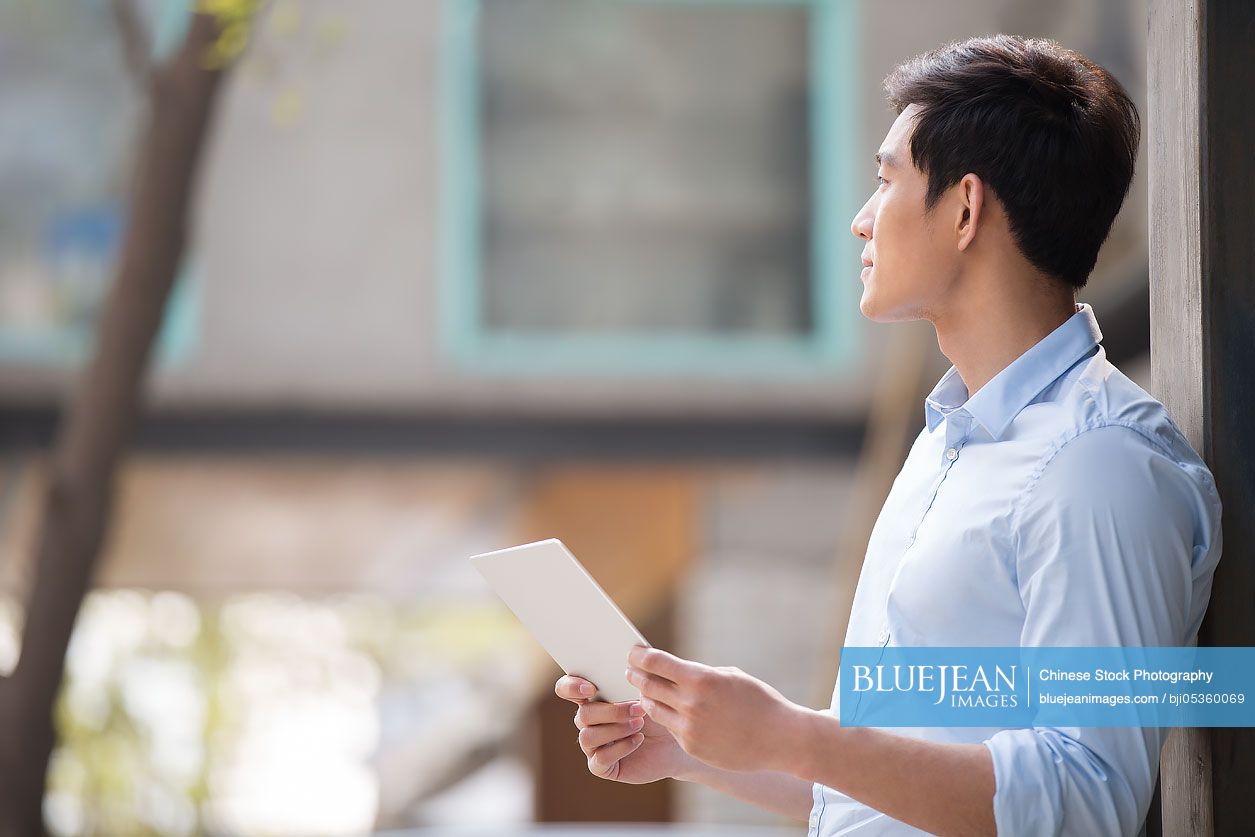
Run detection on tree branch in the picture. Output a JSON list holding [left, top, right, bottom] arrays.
[[0, 11, 232, 835]]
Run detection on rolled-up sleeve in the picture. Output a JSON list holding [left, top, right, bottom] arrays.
[[982, 424, 1218, 836]]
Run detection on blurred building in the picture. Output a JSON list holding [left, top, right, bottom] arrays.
[[0, 0, 1149, 833]]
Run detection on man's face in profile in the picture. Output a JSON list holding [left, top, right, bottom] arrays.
[[850, 104, 960, 323]]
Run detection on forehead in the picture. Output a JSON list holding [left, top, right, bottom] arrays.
[[877, 104, 920, 166]]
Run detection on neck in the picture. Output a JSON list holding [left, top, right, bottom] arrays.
[[930, 272, 1077, 398]]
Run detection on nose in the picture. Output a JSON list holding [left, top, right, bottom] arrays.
[[851, 195, 874, 241]]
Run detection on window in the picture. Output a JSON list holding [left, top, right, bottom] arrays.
[[0, 2, 198, 368], [438, 0, 862, 377]]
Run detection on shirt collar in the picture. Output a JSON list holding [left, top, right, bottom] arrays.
[[923, 302, 1103, 440]]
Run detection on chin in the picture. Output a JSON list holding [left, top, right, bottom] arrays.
[[859, 288, 922, 323], [858, 290, 898, 322], [858, 296, 883, 321]]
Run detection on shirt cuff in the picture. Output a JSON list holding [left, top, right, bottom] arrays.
[[983, 727, 1131, 837]]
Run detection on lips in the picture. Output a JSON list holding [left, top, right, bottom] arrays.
[[861, 251, 874, 268]]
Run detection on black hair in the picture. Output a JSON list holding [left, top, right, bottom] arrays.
[[884, 34, 1140, 288]]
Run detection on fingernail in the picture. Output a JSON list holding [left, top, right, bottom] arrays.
[[629, 717, 644, 730], [628, 702, 645, 717], [579, 683, 595, 696]]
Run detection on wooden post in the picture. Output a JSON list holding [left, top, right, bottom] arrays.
[[1148, 0, 1255, 834]]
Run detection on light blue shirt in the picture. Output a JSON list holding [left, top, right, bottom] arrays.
[[809, 303, 1223, 836]]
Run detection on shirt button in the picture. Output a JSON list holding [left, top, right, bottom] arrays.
[[905, 534, 915, 547], [877, 627, 890, 643], [810, 814, 819, 828], [945, 447, 958, 461]]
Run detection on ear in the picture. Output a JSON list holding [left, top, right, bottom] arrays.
[[955, 173, 984, 252]]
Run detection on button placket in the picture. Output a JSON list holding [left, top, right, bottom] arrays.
[[881, 415, 968, 653], [941, 410, 970, 468]]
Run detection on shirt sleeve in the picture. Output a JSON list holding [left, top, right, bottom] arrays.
[[982, 424, 1214, 837]]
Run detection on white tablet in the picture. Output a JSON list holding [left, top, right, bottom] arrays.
[[469, 538, 651, 704]]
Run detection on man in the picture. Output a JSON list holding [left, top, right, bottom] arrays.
[[555, 34, 1222, 836]]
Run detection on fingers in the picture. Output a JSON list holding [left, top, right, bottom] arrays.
[[587, 732, 645, 778], [626, 666, 685, 708], [640, 696, 685, 733], [578, 717, 645, 756], [574, 699, 645, 729], [573, 700, 647, 761], [555, 675, 598, 704], [627, 645, 700, 684]]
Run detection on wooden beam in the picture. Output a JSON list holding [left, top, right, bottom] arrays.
[[1149, 0, 1255, 834]]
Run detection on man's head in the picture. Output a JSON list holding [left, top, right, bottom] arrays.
[[851, 35, 1140, 322]]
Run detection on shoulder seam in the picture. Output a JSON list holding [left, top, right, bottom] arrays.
[[1008, 420, 1176, 560]]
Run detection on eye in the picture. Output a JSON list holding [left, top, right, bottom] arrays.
[[876, 174, 888, 186]]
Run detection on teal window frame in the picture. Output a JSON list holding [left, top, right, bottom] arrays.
[[438, 0, 863, 378]]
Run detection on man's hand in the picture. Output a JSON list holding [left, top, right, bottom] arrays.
[[554, 674, 699, 784], [625, 646, 805, 774]]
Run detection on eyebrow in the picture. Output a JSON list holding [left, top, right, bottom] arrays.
[[875, 150, 899, 168]]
